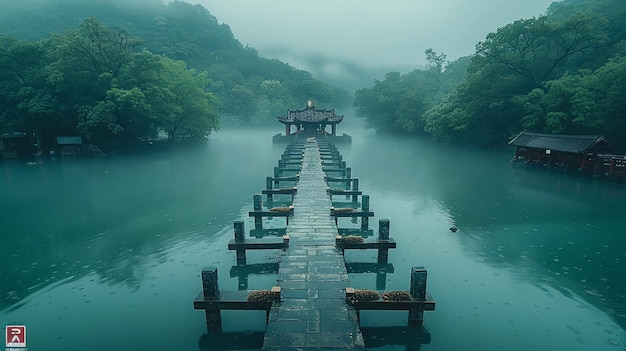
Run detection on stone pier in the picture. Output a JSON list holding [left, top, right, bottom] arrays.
[[262, 138, 364, 349]]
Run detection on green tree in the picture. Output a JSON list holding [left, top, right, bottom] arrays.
[[1, 0, 351, 129], [149, 57, 219, 141], [518, 53, 626, 144], [354, 51, 466, 135], [45, 20, 219, 149], [425, 13, 609, 146], [61, 17, 142, 78], [77, 87, 150, 145], [0, 36, 68, 150]]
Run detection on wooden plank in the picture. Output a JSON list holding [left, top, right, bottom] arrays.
[[228, 237, 288, 250], [326, 177, 353, 182], [328, 189, 362, 196], [337, 228, 373, 237], [276, 167, 300, 173], [193, 290, 278, 310], [336, 238, 396, 250], [248, 210, 292, 217], [331, 210, 374, 218], [323, 168, 345, 172], [280, 161, 301, 166], [270, 176, 299, 182], [262, 187, 297, 195]]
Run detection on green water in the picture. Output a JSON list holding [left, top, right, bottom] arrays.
[[1, 125, 625, 350]]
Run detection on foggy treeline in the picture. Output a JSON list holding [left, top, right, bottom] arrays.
[[0, 0, 349, 153], [355, 0, 626, 150], [1, 0, 625, 153]]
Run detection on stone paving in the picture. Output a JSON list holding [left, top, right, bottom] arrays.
[[262, 138, 365, 350]]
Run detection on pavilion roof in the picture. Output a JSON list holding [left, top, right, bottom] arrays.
[[278, 106, 343, 124], [508, 132, 613, 154]]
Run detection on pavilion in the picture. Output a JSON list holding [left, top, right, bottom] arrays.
[[273, 99, 351, 142]]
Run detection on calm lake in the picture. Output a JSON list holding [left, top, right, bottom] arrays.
[[1, 120, 625, 351]]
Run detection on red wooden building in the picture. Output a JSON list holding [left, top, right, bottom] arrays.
[[509, 131, 626, 179]]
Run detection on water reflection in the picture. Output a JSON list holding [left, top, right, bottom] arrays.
[[361, 325, 432, 351], [230, 262, 280, 290], [1, 127, 625, 350], [198, 331, 265, 350], [1, 130, 279, 308], [343, 131, 626, 349]]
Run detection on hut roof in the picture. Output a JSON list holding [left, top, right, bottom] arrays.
[[278, 106, 343, 124], [508, 132, 612, 154]]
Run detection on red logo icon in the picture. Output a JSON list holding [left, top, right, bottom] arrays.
[[5, 325, 26, 348]]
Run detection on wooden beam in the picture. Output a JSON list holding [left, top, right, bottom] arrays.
[[228, 236, 289, 251], [335, 236, 396, 250]]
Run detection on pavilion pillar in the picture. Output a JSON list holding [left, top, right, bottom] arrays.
[[331, 124, 337, 136], [285, 124, 290, 136]]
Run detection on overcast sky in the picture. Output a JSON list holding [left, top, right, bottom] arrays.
[[192, 0, 555, 72]]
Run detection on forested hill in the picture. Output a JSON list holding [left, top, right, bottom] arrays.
[[0, 0, 351, 116], [354, 0, 626, 151], [0, 0, 350, 153]]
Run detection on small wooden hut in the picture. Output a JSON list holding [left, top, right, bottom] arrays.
[[508, 131, 620, 175]]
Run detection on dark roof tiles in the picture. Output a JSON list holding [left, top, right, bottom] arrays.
[[278, 107, 343, 124], [509, 132, 612, 154]]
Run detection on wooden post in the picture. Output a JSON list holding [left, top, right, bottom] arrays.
[[234, 221, 246, 264], [345, 287, 360, 321], [201, 267, 222, 330], [376, 270, 387, 291], [409, 266, 427, 325], [271, 286, 281, 300], [361, 195, 370, 230], [352, 178, 359, 202], [377, 219, 390, 264], [266, 176, 273, 190], [274, 167, 280, 184], [265, 177, 273, 201], [346, 167, 352, 190], [253, 195, 263, 230]]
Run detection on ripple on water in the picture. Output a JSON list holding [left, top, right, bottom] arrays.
[[584, 289, 604, 298]]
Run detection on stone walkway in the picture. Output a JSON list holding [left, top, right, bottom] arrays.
[[262, 138, 364, 350]]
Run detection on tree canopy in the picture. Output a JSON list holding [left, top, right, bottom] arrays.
[[354, 0, 626, 150], [1, 17, 220, 152], [354, 50, 468, 135], [0, 0, 350, 153]]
